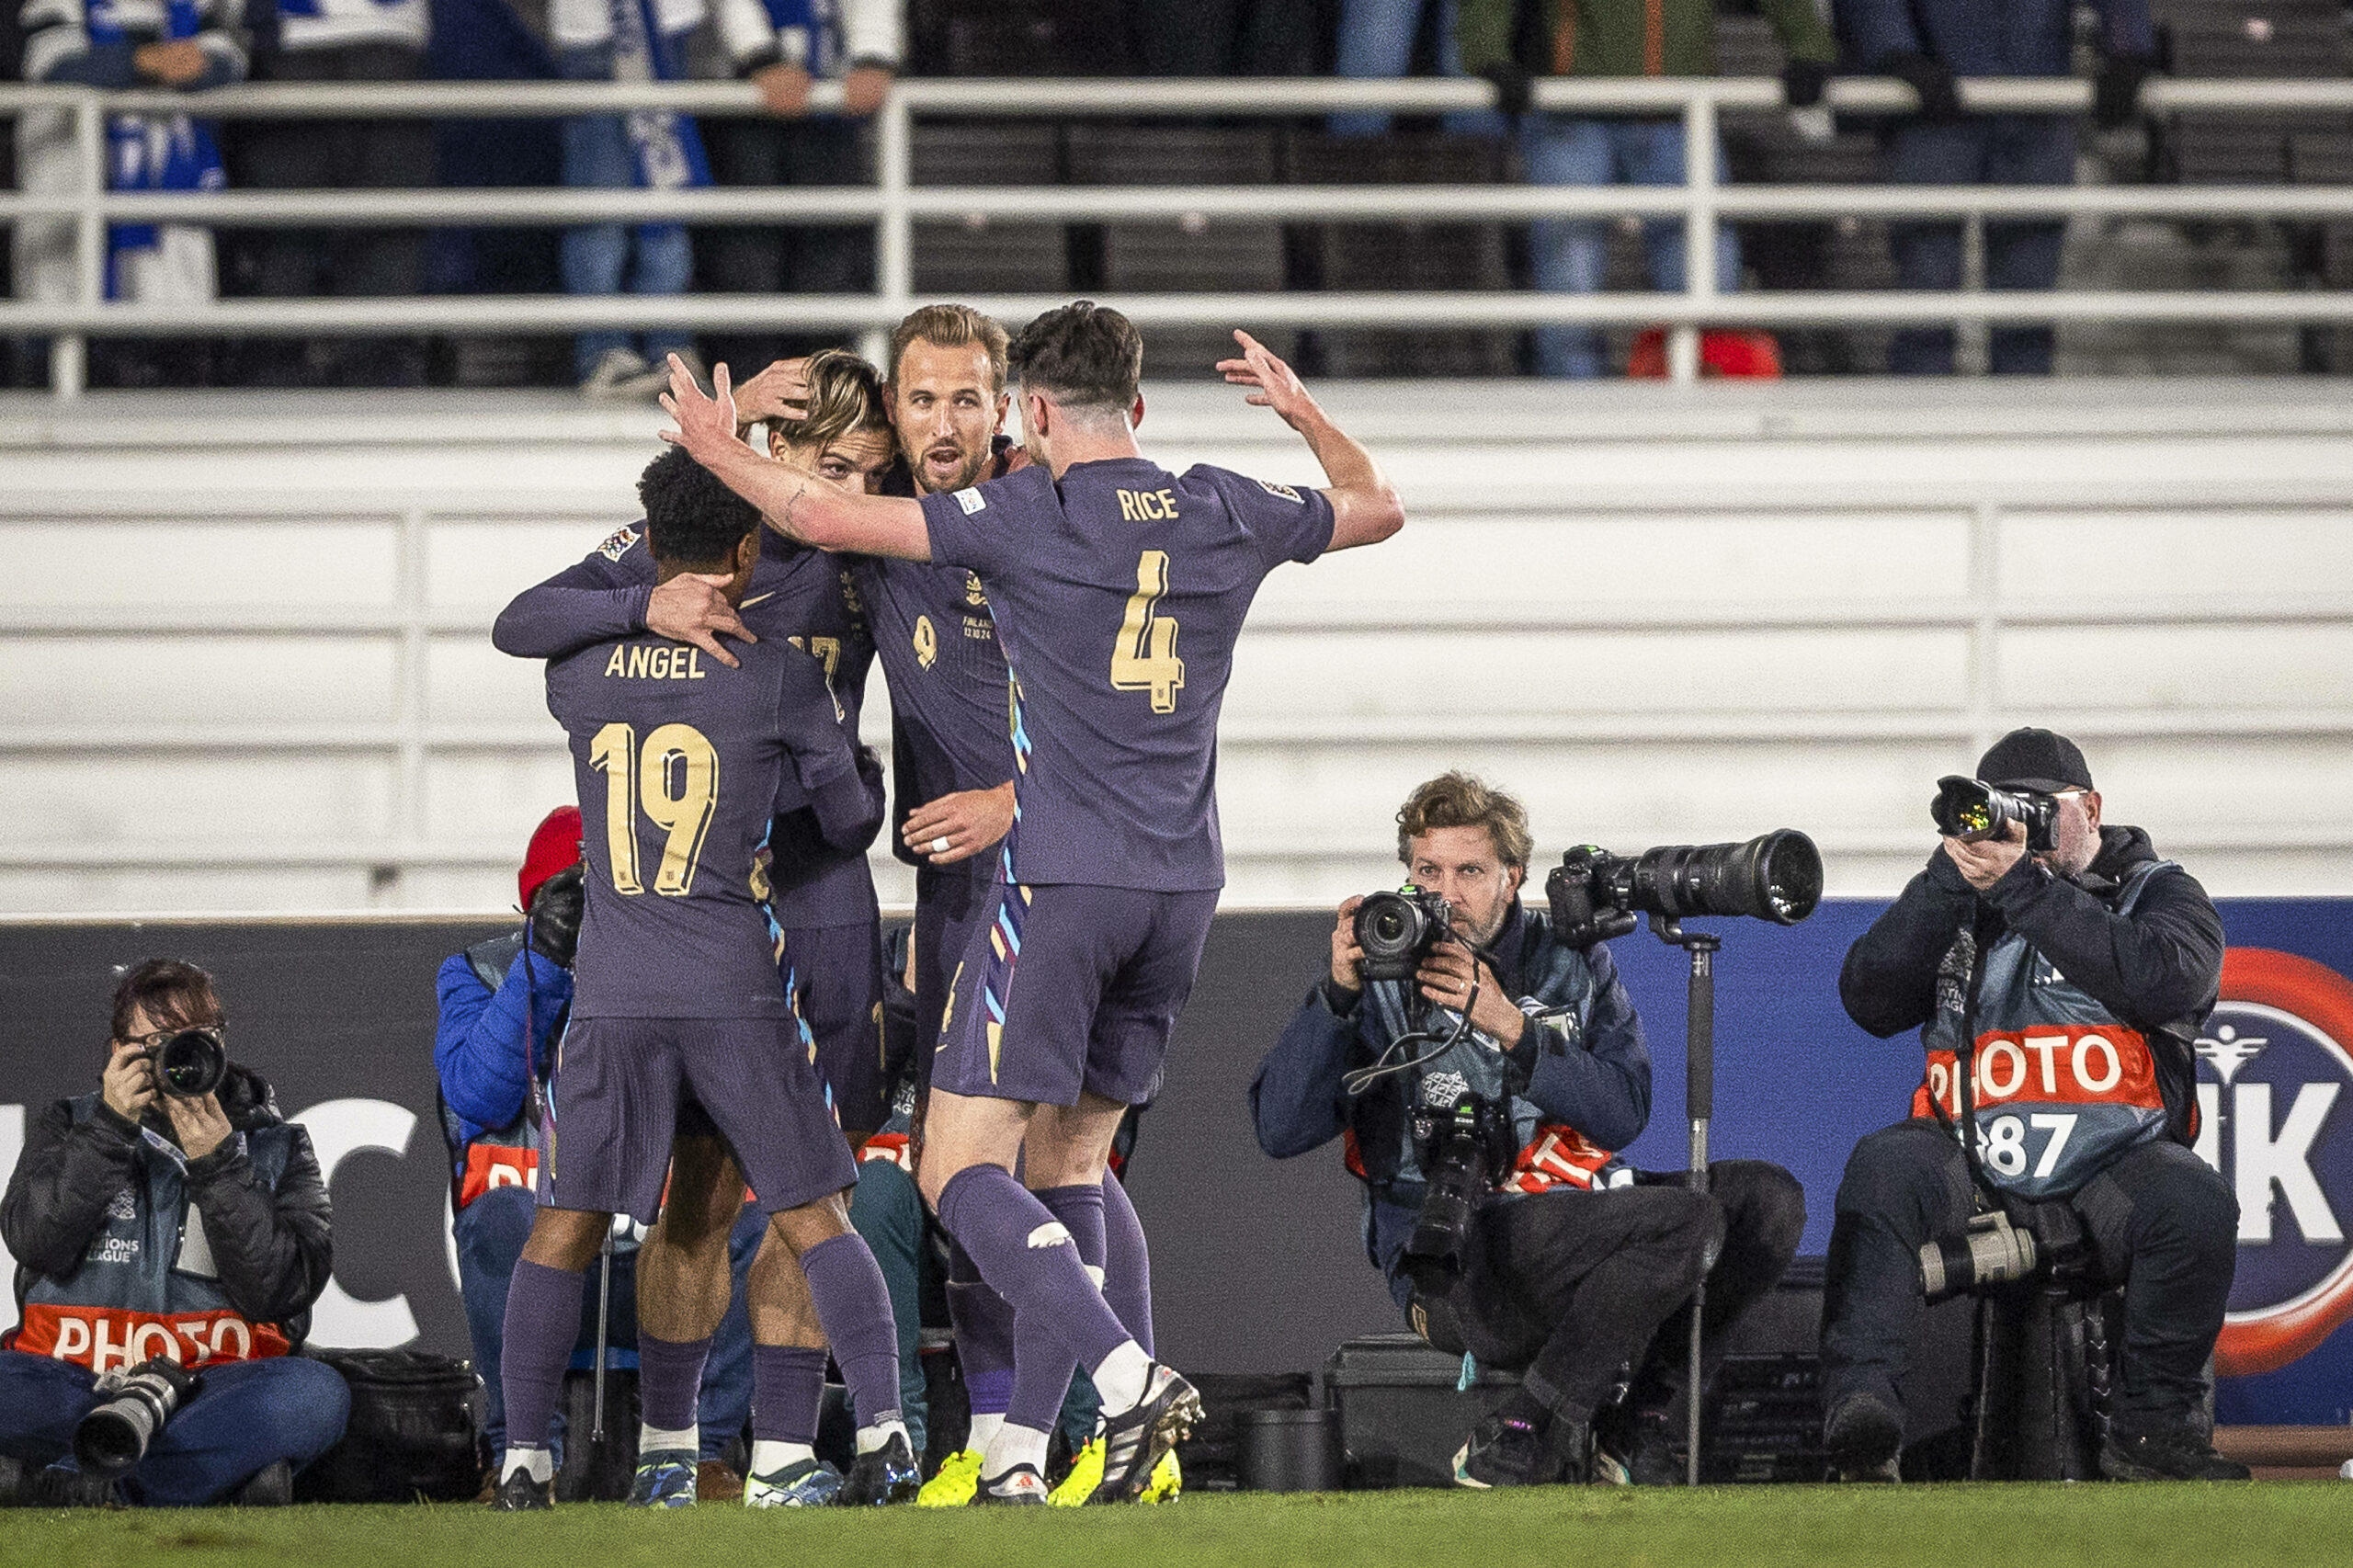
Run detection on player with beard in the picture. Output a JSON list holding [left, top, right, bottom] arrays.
[[658, 302, 1406, 1503]]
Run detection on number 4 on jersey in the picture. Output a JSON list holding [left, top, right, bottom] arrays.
[[1110, 550, 1185, 713]]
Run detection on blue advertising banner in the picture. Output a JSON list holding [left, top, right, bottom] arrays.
[[1604, 896, 2353, 1426]]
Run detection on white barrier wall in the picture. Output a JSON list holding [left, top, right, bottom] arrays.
[[2, 379, 2349, 915]]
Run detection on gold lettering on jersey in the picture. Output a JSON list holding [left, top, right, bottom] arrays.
[[1116, 488, 1180, 522], [914, 615, 938, 671], [603, 645, 706, 680]]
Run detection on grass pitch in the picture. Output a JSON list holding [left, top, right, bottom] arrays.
[[1, 1484, 2346, 1568]]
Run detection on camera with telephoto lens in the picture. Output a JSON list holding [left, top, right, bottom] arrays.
[[1398, 1090, 1520, 1295], [145, 1027, 228, 1100], [1353, 887, 1454, 983], [1931, 777, 2060, 855], [1545, 830, 1824, 949], [72, 1357, 200, 1478], [1918, 1202, 2089, 1303]]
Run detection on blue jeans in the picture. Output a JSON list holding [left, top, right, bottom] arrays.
[[847, 1157, 928, 1457], [1329, 0, 1504, 138], [1883, 115, 2077, 375], [0, 1350, 349, 1506], [1522, 116, 1743, 379], [558, 43, 694, 382]]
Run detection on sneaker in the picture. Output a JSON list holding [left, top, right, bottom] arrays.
[[489, 1468, 553, 1511], [626, 1448, 699, 1508], [580, 347, 654, 402], [1139, 1447, 1182, 1504], [972, 1463, 1049, 1506], [1452, 1412, 1555, 1489], [227, 1460, 291, 1506], [745, 1458, 843, 1507], [1592, 1406, 1680, 1487], [916, 1448, 983, 1507], [1056, 1438, 1182, 1506], [698, 1460, 745, 1504], [837, 1432, 920, 1506], [1086, 1364, 1201, 1505], [2100, 1424, 2252, 1482], [1824, 1393, 1904, 1483]]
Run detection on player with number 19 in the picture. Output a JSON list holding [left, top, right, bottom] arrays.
[[660, 303, 1404, 1503]]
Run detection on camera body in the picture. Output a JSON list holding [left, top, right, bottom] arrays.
[[1398, 1091, 1520, 1295], [1932, 776, 2060, 855], [1353, 887, 1454, 984], [1546, 830, 1824, 949], [73, 1356, 200, 1478], [1918, 1201, 2090, 1303], [147, 1028, 228, 1100]]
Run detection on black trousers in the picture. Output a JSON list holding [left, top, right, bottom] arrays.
[[696, 117, 871, 375], [225, 42, 435, 387], [1820, 1118, 2238, 1429], [1416, 1160, 1806, 1426]]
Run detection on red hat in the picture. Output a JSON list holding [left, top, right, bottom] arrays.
[[518, 805, 584, 911]]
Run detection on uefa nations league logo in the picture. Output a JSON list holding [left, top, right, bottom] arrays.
[[2200, 949, 2353, 1376]]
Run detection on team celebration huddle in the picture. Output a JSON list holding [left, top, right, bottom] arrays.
[[485, 299, 1404, 1509]]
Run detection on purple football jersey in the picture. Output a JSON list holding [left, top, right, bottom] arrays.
[[919, 457, 1334, 891], [496, 522, 880, 929], [854, 555, 1016, 869], [547, 632, 870, 1019]]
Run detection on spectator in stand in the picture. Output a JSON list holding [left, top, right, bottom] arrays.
[[700, 0, 898, 373], [1457, 0, 1836, 379], [552, 0, 711, 399], [15, 0, 247, 388], [227, 0, 432, 387], [1841, 0, 2155, 374], [1328, 0, 1499, 139]]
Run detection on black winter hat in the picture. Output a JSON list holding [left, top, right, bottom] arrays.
[[1977, 726, 2094, 793]]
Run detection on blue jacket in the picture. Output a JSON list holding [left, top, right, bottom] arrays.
[[435, 932, 574, 1153], [1250, 902, 1651, 1309], [1840, 0, 2152, 76]]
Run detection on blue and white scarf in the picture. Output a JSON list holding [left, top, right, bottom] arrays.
[[93, 0, 225, 301]]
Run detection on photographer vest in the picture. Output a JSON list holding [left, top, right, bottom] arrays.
[[7, 1096, 296, 1371], [440, 932, 550, 1210], [1910, 858, 2177, 1200]]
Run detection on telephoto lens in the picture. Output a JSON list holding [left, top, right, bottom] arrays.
[[153, 1028, 229, 1099], [1352, 888, 1452, 983], [73, 1358, 199, 1479], [1918, 1210, 2040, 1302], [1930, 777, 2059, 854], [1548, 830, 1824, 948]]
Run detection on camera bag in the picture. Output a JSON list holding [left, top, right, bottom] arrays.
[[291, 1348, 481, 1503]]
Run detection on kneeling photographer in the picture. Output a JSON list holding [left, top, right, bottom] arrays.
[[1252, 774, 1804, 1487], [0, 959, 347, 1506], [1822, 727, 2243, 1483]]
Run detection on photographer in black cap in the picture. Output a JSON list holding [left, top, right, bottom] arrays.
[[1823, 726, 2244, 1482]]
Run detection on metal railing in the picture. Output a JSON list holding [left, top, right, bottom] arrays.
[[5, 74, 2353, 389]]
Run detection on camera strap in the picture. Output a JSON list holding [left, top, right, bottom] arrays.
[[1927, 915, 2008, 1211]]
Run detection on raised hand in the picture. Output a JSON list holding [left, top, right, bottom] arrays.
[[1216, 329, 1322, 432], [735, 357, 813, 431], [658, 354, 740, 464]]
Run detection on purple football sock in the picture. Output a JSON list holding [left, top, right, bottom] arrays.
[[799, 1233, 904, 1430], [945, 1240, 1015, 1417], [635, 1333, 711, 1435], [934, 1165, 1131, 1379], [752, 1345, 828, 1445], [498, 1258, 585, 1455], [1102, 1173, 1155, 1358], [1006, 1185, 1106, 1433]]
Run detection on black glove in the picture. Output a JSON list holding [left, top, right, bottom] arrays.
[[1877, 49, 1963, 125], [2094, 52, 2154, 131], [528, 865, 585, 969], [1476, 61, 1535, 119], [1781, 58, 1831, 109]]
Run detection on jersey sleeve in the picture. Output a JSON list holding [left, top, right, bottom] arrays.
[[1200, 466, 1337, 573], [774, 647, 883, 852], [492, 526, 656, 660], [918, 471, 1040, 577]]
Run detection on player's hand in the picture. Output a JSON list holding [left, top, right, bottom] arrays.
[[135, 40, 210, 85], [998, 444, 1033, 475], [1417, 940, 1525, 1048], [102, 1040, 158, 1124], [647, 571, 755, 669], [901, 782, 1015, 865], [1942, 820, 2028, 892], [841, 64, 893, 116], [163, 1090, 233, 1161], [1330, 894, 1366, 994], [735, 357, 812, 431], [753, 62, 813, 117], [659, 355, 741, 465], [1217, 330, 1323, 432]]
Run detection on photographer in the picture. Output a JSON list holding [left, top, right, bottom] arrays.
[[1252, 774, 1803, 1487], [0, 960, 346, 1506], [1823, 727, 2243, 1482]]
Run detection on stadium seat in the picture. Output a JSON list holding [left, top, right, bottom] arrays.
[[2154, 0, 2349, 184], [912, 121, 1071, 296]]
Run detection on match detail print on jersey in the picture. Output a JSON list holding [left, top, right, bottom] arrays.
[[1110, 550, 1185, 713], [590, 721, 721, 896]]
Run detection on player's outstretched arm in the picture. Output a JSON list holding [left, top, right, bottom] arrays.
[[659, 355, 932, 561], [1218, 329, 1404, 553]]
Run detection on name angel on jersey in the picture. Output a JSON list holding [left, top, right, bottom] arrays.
[[602, 644, 711, 681]]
